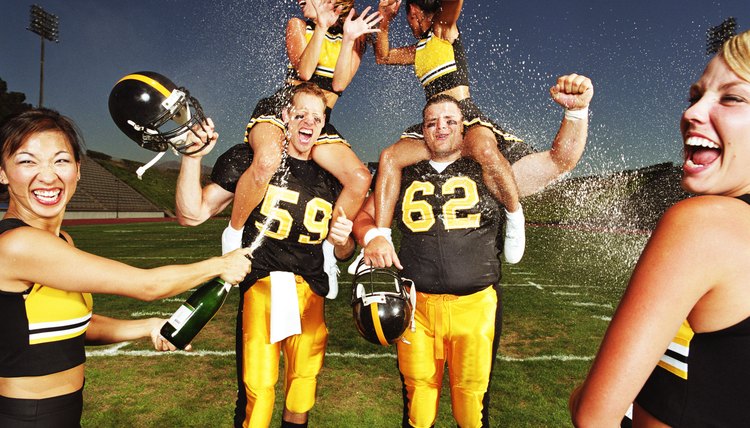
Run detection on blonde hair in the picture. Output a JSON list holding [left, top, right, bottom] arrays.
[[332, 0, 354, 28], [722, 29, 750, 82], [335, 0, 354, 16]]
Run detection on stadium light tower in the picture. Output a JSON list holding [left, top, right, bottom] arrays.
[[27, 4, 59, 107]]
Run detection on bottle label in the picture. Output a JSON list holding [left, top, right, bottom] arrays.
[[166, 303, 196, 333]]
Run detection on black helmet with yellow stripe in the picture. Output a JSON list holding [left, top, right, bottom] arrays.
[[351, 265, 415, 346], [108, 71, 208, 155]]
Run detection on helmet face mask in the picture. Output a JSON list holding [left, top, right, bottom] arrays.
[[109, 71, 210, 155], [351, 266, 415, 346]]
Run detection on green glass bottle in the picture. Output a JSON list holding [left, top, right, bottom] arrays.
[[160, 278, 232, 349]]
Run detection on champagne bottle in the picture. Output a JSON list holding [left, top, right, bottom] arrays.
[[160, 278, 232, 349]]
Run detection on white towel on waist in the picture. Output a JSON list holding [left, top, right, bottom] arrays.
[[269, 271, 301, 344]]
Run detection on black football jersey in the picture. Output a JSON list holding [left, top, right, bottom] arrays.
[[396, 158, 502, 295], [212, 144, 342, 296]]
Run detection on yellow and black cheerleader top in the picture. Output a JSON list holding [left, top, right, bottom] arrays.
[[634, 194, 750, 426], [0, 218, 93, 377], [286, 20, 344, 95], [414, 30, 471, 100]]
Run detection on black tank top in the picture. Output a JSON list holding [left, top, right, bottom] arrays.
[[634, 194, 750, 426], [0, 219, 92, 377]]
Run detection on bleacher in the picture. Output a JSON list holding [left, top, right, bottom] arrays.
[[0, 156, 165, 220]]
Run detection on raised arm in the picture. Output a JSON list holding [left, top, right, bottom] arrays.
[[375, 0, 416, 65], [176, 157, 234, 226], [512, 74, 594, 197], [287, 0, 339, 80], [433, 0, 462, 37], [175, 118, 234, 226], [332, 7, 381, 93]]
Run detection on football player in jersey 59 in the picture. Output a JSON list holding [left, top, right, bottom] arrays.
[[173, 83, 355, 427]]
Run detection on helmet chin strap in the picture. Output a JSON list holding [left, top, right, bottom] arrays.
[[404, 279, 417, 333], [135, 150, 166, 180]]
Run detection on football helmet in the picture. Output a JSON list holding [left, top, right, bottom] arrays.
[[351, 265, 415, 346], [108, 71, 209, 155]]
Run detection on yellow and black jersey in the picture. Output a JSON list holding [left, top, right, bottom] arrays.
[[0, 219, 92, 377], [414, 30, 471, 100], [396, 158, 502, 295], [286, 20, 343, 95], [634, 194, 750, 427], [636, 317, 750, 426], [211, 144, 342, 297]]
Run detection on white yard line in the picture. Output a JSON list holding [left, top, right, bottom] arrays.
[[503, 283, 585, 288], [85, 345, 592, 362]]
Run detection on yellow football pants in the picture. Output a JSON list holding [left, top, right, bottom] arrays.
[[238, 275, 327, 428], [397, 285, 498, 428]]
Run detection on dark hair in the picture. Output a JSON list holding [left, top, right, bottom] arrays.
[[0, 108, 85, 166], [422, 93, 463, 121], [405, 0, 441, 15]]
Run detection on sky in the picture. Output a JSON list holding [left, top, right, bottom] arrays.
[[2, 0, 749, 177]]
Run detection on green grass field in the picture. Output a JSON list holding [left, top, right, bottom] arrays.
[[68, 219, 648, 427]]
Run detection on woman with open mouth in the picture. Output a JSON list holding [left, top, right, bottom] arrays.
[[571, 29, 750, 428], [0, 108, 251, 427], [221, 0, 381, 261]]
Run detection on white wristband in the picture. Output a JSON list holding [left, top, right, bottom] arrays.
[[363, 227, 392, 246], [564, 106, 589, 121]]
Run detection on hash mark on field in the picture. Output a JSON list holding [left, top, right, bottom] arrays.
[[86, 345, 593, 362], [572, 302, 613, 309], [592, 315, 612, 321], [528, 282, 544, 290], [130, 311, 174, 317], [86, 345, 234, 357], [552, 292, 580, 296]]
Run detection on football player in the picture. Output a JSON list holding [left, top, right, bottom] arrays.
[[352, 73, 594, 427], [174, 83, 355, 428]]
